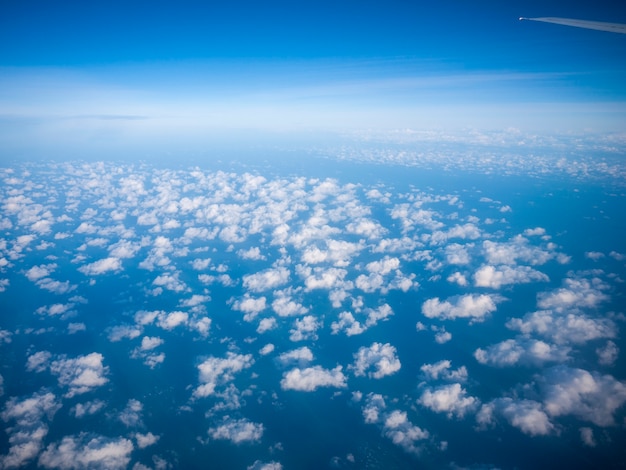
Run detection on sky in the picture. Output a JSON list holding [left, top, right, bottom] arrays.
[[1, 2, 626, 469], [1, 0, 626, 159]]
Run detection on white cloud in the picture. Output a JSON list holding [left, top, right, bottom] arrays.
[[118, 399, 143, 428], [25, 263, 57, 281], [152, 272, 187, 293], [351, 343, 401, 379], [476, 398, 554, 437], [474, 338, 570, 367], [536, 277, 609, 312], [194, 352, 254, 398], [134, 432, 159, 449], [541, 366, 626, 427], [330, 311, 365, 336], [157, 311, 188, 330], [481, 237, 560, 266], [237, 246, 266, 260], [420, 360, 468, 382], [139, 336, 163, 351], [271, 294, 308, 317], [243, 267, 290, 292], [584, 251, 605, 261], [447, 272, 468, 286], [506, 309, 616, 345], [208, 417, 264, 444], [72, 400, 106, 418], [0, 391, 61, 469], [365, 257, 400, 275], [277, 347, 314, 366], [444, 244, 471, 265], [38, 433, 134, 470], [473, 265, 548, 289], [179, 294, 210, 308], [78, 257, 122, 276], [301, 267, 348, 291], [596, 341, 619, 366], [232, 295, 267, 321], [288, 315, 320, 342], [421, 294, 497, 322], [497, 398, 554, 436], [247, 460, 283, 470], [48, 352, 110, 397], [108, 325, 142, 342], [27, 351, 52, 372], [418, 383, 479, 418], [331, 304, 394, 336], [280, 366, 347, 391], [361, 393, 429, 456], [35, 303, 74, 317], [253, 317, 275, 335], [259, 344, 275, 356]]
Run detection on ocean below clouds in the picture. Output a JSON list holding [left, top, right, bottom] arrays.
[[1, 134, 625, 469]]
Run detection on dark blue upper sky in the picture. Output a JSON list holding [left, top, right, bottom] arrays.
[[0, 0, 625, 144], [1, 0, 624, 65]]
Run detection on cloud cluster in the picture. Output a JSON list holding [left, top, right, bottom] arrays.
[[361, 393, 430, 455], [208, 417, 264, 444], [38, 433, 134, 470], [350, 342, 401, 379], [0, 391, 62, 468], [422, 294, 498, 322], [418, 383, 479, 418], [195, 352, 254, 398], [280, 366, 347, 391]]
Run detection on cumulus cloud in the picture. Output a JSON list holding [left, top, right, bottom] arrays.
[[418, 383, 479, 418], [277, 347, 314, 366], [118, 399, 143, 428], [0, 391, 62, 468], [271, 293, 309, 317], [247, 460, 283, 470], [38, 433, 134, 470], [474, 338, 570, 367], [78, 257, 122, 276], [473, 265, 549, 289], [25, 263, 57, 281], [72, 400, 106, 418], [351, 343, 401, 379], [156, 311, 188, 330], [420, 360, 468, 382], [256, 317, 277, 334], [134, 432, 159, 449], [232, 295, 267, 321], [481, 237, 561, 266], [288, 315, 320, 342], [596, 341, 619, 366], [208, 417, 264, 444], [243, 267, 290, 292], [194, 352, 254, 398], [541, 366, 626, 427], [506, 309, 616, 345], [361, 393, 429, 456], [331, 304, 394, 336], [536, 277, 609, 312], [476, 398, 554, 437], [421, 294, 498, 322], [280, 366, 347, 391], [29, 352, 109, 398]]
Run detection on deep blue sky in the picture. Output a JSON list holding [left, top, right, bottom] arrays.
[[0, 0, 625, 154]]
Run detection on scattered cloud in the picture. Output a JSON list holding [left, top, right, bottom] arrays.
[[281, 366, 347, 391]]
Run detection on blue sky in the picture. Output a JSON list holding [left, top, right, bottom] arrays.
[[1, 0, 625, 155]]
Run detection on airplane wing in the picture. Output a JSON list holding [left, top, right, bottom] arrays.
[[519, 17, 626, 34]]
